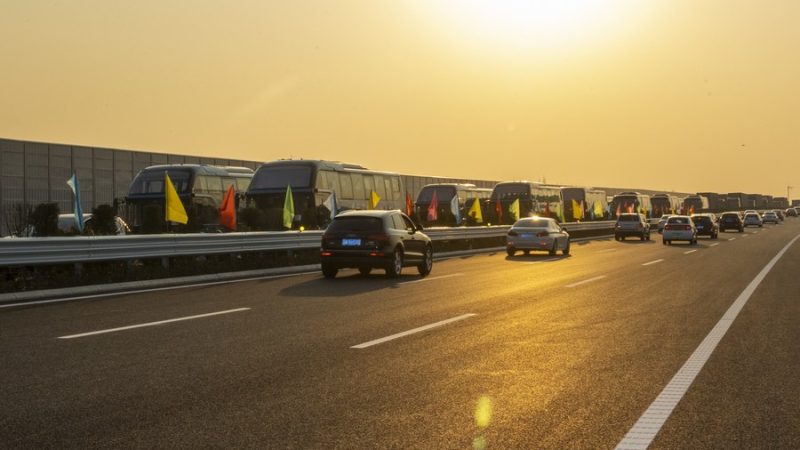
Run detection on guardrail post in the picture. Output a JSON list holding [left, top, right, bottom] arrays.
[[161, 257, 170, 270]]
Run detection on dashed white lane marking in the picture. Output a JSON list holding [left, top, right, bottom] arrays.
[[616, 234, 800, 450], [641, 259, 664, 266], [58, 307, 251, 339], [351, 314, 477, 349], [400, 273, 464, 284], [683, 250, 697, 255], [524, 257, 562, 265], [596, 248, 618, 254], [709, 243, 720, 247], [742, 234, 749, 238], [565, 275, 607, 288], [728, 237, 737, 241]]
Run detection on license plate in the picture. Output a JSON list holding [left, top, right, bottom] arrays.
[[697, 225, 703, 229], [342, 238, 361, 246], [520, 233, 532, 238]]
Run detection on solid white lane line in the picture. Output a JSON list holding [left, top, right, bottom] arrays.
[[709, 243, 720, 247], [565, 275, 607, 288], [400, 273, 464, 284], [58, 308, 251, 339], [0, 272, 317, 309], [524, 257, 562, 265], [616, 234, 800, 450], [596, 248, 618, 254], [683, 250, 697, 255], [728, 237, 737, 241], [351, 314, 476, 349], [641, 259, 664, 266]]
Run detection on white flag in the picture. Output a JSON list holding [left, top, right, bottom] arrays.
[[322, 191, 338, 220]]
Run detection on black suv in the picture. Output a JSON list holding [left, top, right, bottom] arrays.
[[719, 212, 744, 232], [690, 214, 719, 239], [320, 210, 433, 278]]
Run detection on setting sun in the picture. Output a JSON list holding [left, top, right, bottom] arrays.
[[429, 0, 641, 51]]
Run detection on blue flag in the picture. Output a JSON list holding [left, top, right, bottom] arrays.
[[66, 173, 84, 232]]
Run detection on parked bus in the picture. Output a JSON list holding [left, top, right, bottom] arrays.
[[561, 187, 609, 222], [123, 164, 254, 233], [414, 183, 491, 227], [697, 192, 726, 212], [610, 192, 652, 219], [682, 195, 709, 214], [245, 160, 405, 230], [488, 181, 563, 224], [650, 193, 682, 218]]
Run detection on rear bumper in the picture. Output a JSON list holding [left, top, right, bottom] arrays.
[[320, 250, 391, 268], [615, 229, 648, 237], [662, 231, 694, 240]]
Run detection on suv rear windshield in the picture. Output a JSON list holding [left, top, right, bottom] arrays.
[[618, 214, 640, 222], [327, 216, 383, 233], [692, 216, 711, 224]]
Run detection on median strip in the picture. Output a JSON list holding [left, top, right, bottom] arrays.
[[565, 275, 607, 288], [641, 259, 664, 266], [351, 314, 476, 349], [57, 308, 251, 339], [616, 234, 800, 450]]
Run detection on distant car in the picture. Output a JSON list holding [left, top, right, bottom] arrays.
[[320, 210, 432, 278], [506, 217, 570, 256], [744, 210, 758, 216], [615, 213, 651, 241], [662, 215, 697, 245], [786, 208, 799, 217], [690, 214, 719, 239], [719, 212, 744, 232], [657, 214, 672, 234], [772, 209, 785, 221], [761, 211, 780, 224], [743, 212, 763, 227]]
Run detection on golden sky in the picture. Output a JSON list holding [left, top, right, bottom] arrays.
[[1, 1, 798, 197]]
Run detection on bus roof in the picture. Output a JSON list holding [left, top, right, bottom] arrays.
[[140, 164, 254, 176]]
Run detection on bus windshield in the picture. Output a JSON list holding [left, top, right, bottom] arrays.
[[492, 183, 531, 200], [250, 165, 312, 190], [129, 170, 191, 195], [417, 186, 456, 203]]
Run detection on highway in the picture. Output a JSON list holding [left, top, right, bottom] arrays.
[[2, 220, 799, 449]]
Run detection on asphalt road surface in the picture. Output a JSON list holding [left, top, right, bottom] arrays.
[[2, 220, 799, 449]]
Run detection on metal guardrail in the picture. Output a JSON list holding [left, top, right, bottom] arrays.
[[0, 221, 616, 267]]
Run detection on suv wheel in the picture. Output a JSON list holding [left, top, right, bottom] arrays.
[[562, 240, 571, 255], [507, 247, 516, 257], [386, 248, 403, 278], [358, 267, 371, 276], [322, 263, 338, 279], [418, 245, 433, 277], [549, 241, 557, 256]]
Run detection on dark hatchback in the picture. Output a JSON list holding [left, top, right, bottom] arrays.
[[320, 210, 433, 278], [719, 212, 744, 232], [690, 214, 719, 238]]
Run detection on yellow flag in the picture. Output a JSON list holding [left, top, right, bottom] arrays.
[[467, 198, 483, 223], [508, 198, 520, 221], [165, 172, 188, 224], [369, 190, 381, 209], [593, 200, 604, 218], [571, 199, 584, 220]]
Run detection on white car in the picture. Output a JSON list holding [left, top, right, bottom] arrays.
[[662, 215, 697, 245], [657, 214, 672, 234], [506, 217, 570, 256], [743, 213, 763, 227], [761, 211, 779, 224]]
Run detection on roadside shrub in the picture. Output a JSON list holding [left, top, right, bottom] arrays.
[[90, 204, 117, 235], [31, 203, 59, 237]]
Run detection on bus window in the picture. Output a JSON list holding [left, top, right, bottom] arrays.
[[236, 178, 250, 192], [194, 176, 208, 192], [340, 173, 353, 198], [129, 170, 191, 194], [222, 177, 236, 190], [351, 173, 365, 199], [363, 174, 375, 197], [374, 174, 387, 199], [207, 176, 222, 193], [391, 177, 401, 201]]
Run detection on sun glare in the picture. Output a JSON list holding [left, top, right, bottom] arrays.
[[431, 0, 637, 53]]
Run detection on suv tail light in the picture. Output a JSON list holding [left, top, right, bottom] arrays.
[[537, 231, 549, 237], [365, 234, 389, 249]]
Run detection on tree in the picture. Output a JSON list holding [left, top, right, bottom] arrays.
[[90, 204, 117, 235], [2, 203, 34, 237], [30, 203, 60, 237]]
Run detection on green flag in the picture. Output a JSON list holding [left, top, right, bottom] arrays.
[[508, 198, 520, 222], [283, 185, 295, 229]]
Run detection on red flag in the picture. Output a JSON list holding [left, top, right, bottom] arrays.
[[689, 205, 695, 215], [219, 184, 236, 231], [495, 199, 503, 224], [427, 190, 439, 221], [615, 204, 621, 217], [625, 202, 634, 213], [406, 192, 413, 216]]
